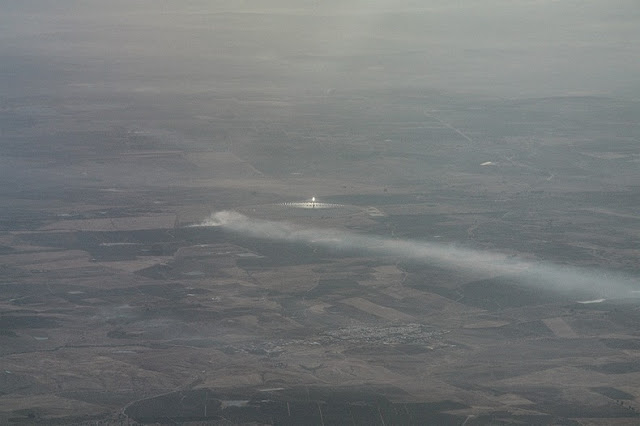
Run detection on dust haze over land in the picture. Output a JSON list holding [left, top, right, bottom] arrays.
[[2, 1, 640, 423], [200, 211, 638, 299]]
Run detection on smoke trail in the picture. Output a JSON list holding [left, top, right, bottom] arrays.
[[197, 211, 637, 298]]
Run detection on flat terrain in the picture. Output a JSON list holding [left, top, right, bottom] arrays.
[[1, 2, 640, 425]]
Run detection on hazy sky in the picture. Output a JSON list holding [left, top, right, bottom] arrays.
[[2, 0, 639, 98]]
